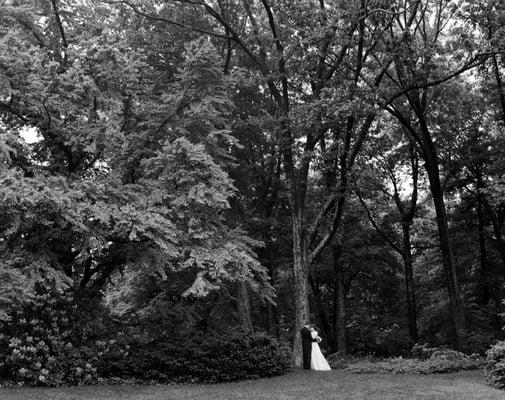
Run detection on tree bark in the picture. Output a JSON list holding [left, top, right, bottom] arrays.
[[292, 214, 310, 366]]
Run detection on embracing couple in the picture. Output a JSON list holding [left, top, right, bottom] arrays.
[[300, 322, 331, 371]]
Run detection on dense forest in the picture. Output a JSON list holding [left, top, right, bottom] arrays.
[[2, 0, 505, 384]]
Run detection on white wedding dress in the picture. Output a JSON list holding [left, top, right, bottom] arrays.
[[310, 331, 331, 371]]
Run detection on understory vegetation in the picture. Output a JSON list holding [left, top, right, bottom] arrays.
[[0, 290, 292, 386], [485, 341, 505, 389], [329, 351, 484, 375]]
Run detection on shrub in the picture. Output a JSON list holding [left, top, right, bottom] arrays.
[[326, 353, 361, 370], [346, 319, 412, 357], [485, 341, 505, 389], [95, 331, 292, 383], [373, 324, 412, 357], [411, 343, 439, 360], [0, 292, 98, 386], [329, 348, 484, 374]]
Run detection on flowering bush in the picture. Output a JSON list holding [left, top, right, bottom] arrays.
[[485, 341, 505, 389], [0, 292, 98, 386]]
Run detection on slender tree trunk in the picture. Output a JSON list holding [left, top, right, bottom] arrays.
[[401, 113, 467, 348], [491, 55, 505, 126], [389, 106, 465, 348], [236, 281, 253, 331], [475, 189, 490, 306], [267, 302, 279, 338], [489, 216, 505, 268], [424, 150, 466, 348], [401, 222, 418, 344], [266, 255, 279, 337], [333, 244, 347, 355]]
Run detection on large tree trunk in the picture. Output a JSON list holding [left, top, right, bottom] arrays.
[[292, 215, 310, 366], [423, 145, 466, 348], [401, 222, 418, 344], [332, 244, 347, 355], [236, 281, 253, 331]]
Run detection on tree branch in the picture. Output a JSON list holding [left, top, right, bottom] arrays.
[[384, 53, 493, 107], [355, 185, 403, 255], [260, 0, 289, 112], [50, 0, 68, 66], [112, 0, 233, 40]]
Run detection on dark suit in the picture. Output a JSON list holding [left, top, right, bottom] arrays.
[[300, 326, 317, 369]]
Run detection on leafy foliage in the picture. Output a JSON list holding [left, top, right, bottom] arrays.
[[330, 349, 484, 375], [94, 330, 292, 383], [0, 291, 99, 386], [485, 341, 505, 389], [0, 0, 272, 317]]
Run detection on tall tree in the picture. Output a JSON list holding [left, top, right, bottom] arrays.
[[369, 0, 497, 347], [0, 1, 272, 318], [355, 125, 421, 344]]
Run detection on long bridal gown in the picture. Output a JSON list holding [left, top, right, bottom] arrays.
[[310, 331, 331, 371]]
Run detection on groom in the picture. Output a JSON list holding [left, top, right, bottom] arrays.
[[300, 322, 317, 369]]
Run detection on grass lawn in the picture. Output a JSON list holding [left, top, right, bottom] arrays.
[[1, 369, 503, 400]]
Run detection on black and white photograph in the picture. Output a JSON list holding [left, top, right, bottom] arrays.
[[0, 0, 505, 399]]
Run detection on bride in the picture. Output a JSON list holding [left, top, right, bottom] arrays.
[[309, 326, 331, 371]]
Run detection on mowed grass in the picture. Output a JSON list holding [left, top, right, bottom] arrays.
[[1, 369, 503, 400]]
